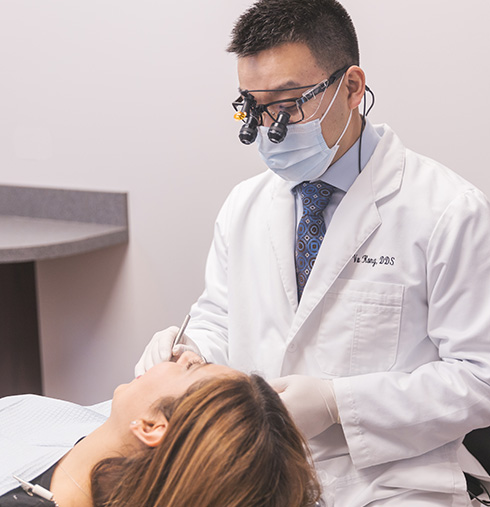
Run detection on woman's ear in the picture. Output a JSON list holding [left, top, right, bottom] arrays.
[[345, 66, 366, 110], [130, 416, 169, 448]]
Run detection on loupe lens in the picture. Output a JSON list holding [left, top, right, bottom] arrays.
[[239, 122, 258, 145], [268, 123, 287, 143], [268, 111, 290, 143]]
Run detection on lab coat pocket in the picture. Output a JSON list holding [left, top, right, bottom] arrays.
[[316, 278, 404, 376]]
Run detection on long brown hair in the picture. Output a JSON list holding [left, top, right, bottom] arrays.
[[91, 374, 321, 506]]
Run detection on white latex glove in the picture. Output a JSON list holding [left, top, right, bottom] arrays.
[[269, 374, 339, 439], [134, 326, 202, 377]]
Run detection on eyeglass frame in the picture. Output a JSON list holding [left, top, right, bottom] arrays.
[[232, 64, 351, 126]]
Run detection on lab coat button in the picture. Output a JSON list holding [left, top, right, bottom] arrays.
[[288, 342, 298, 352]]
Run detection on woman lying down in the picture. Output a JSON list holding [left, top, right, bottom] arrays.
[[0, 352, 322, 507]]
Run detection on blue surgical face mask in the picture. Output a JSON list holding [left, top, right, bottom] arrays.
[[256, 75, 352, 182]]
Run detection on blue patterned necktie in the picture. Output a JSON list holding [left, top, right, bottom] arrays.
[[294, 181, 335, 301]]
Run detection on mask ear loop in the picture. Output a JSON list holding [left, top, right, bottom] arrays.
[[302, 73, 346, 123], [332, 109, 352, 149], [319, 73, 346, 123], [302, 86, 328, 122]]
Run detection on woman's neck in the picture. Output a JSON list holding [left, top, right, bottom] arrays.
[[49, 421, 131, 507]]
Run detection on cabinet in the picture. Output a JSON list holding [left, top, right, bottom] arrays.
[[0, 185, 128, 396]]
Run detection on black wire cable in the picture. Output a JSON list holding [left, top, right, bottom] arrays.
[[357, 85, 375, 174]]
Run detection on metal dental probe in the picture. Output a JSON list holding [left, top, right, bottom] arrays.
[[171, 314, 191, 352]]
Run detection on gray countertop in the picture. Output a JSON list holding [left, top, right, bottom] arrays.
[[0, 185, 129, 263]]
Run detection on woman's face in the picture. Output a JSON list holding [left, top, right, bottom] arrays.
[[111, 354, 234, 425]]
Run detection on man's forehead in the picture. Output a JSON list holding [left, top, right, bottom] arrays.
[[236, 43, 327, 93]]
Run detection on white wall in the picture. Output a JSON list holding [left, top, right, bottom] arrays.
[[343, 0, 490, 192], [1, 1, 489, 404]]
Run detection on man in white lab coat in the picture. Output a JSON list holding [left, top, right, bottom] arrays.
[[136, 0, 490, 504]]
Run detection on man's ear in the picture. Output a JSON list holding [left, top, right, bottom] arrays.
[[130, 416, 169, 448], [345, 66, 366, 110]]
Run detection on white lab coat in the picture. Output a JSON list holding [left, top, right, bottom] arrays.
[[187, 124, 490, 505]]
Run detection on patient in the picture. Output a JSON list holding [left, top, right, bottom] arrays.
[[0, 352, 322, 507]]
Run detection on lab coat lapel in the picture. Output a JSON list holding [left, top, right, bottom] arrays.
[[267, 177, 299, 310], [288, 125, 406, 341]]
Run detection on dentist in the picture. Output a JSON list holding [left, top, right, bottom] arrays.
[[136, 1, 490, 505]]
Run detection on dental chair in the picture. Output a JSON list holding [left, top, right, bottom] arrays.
[[463, 427, 490, 505]]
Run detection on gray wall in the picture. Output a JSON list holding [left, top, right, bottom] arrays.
[[1, 0, 488, 404]]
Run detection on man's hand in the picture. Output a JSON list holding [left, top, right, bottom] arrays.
[[134, 326, 201, 377], [269, 374, 339, 439]]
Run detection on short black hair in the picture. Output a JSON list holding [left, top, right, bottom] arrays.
[[227, 0, 360, 73]]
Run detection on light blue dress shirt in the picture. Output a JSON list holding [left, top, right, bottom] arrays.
[[290, 119, 381, 229]]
